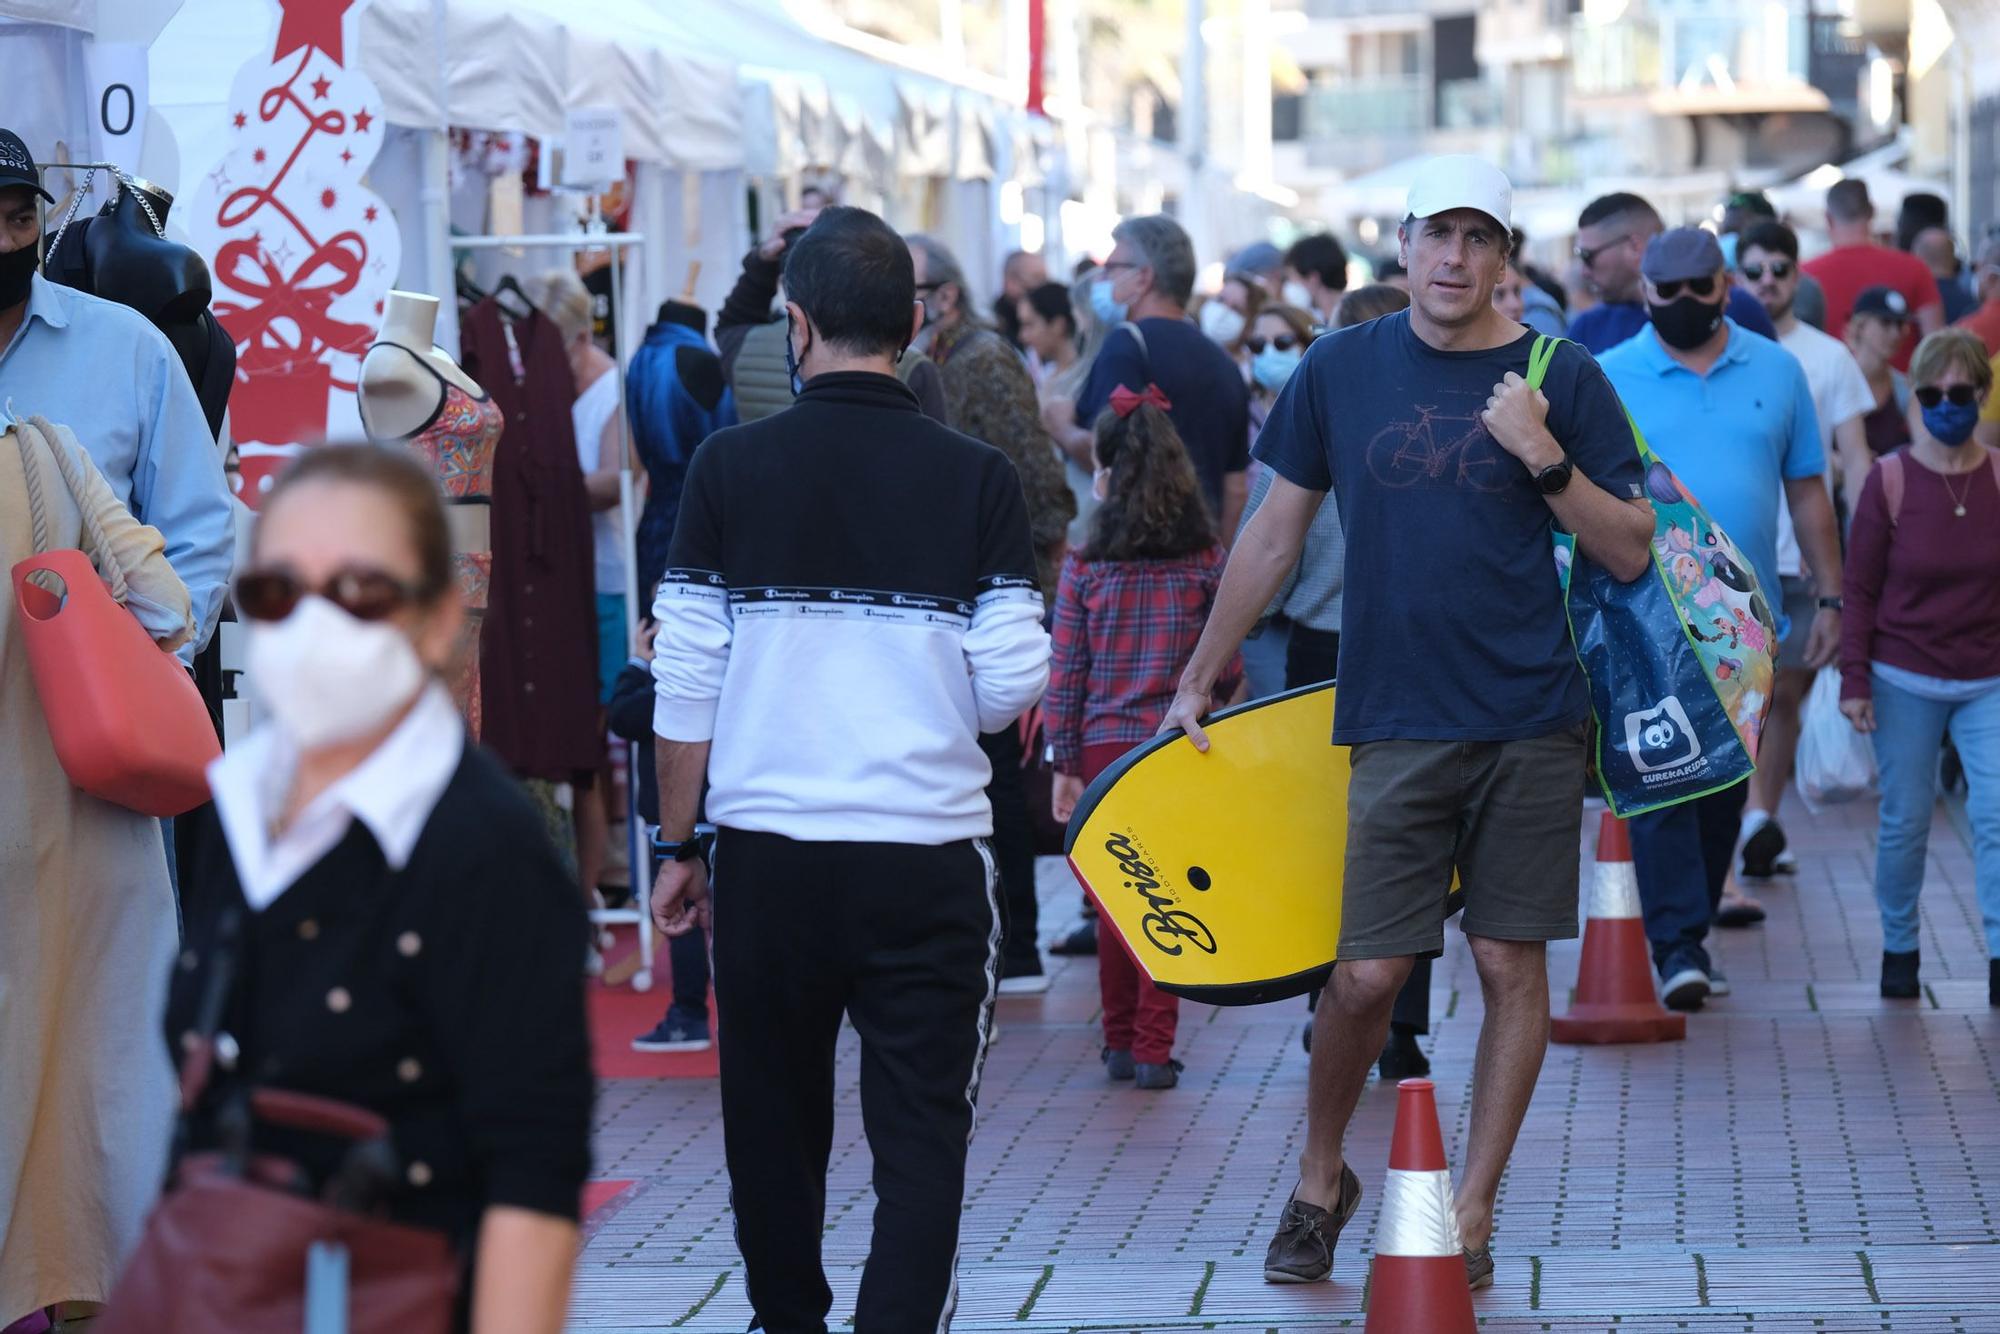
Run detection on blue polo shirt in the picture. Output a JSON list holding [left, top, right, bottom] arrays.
[[1596, 320, 1822, 635]]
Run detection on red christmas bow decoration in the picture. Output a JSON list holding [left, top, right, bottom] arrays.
[[1109, 383, 1172, 418]]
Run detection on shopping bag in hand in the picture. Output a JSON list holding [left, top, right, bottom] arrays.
[[1794, 666, 1876, 812], [1532, 336, 1776, 817]]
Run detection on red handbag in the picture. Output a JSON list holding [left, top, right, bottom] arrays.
[[9, 418, 218, 815], [96, 907, 462, 1334]]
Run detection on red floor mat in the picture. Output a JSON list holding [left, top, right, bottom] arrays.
[[589, 981, 719, 1080]]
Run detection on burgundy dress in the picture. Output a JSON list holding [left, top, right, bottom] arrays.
[[460, 299, 601, 782]]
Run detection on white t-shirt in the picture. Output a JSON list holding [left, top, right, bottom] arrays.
[[571, 367, 626, 596], [1774, 321, 1874, 577]]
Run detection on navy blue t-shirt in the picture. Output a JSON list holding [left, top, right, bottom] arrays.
[[1076, 318, 1249, 515], [1253, 312, 1647, 743], [1568, 289, 1776, 354]]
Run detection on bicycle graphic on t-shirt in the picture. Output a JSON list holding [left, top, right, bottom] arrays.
[[1366, 403, 1511, 493]]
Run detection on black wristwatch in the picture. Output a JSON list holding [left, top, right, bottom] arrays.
[[1534, 459, 1574, 495], [652, 833, 712, 873], [1817, 596, 1844, 611]]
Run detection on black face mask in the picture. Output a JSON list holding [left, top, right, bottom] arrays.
[[1647, 294, 1725, 350], [0, 243, 37, 311], [783, 315, 808, 395]]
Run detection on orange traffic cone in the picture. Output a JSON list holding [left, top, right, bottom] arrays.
[[1551, 811, 1686, 1044], [1364, 1079, 1477, 1334]]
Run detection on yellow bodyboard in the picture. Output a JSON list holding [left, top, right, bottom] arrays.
[[1063, 682, 1346, 1006]]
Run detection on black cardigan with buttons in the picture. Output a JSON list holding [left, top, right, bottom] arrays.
[[165, 743, 595, 1253]]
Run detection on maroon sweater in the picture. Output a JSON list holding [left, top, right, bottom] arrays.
[[1841, 448, 2000, 699]]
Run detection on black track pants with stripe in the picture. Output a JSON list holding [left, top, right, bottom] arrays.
[[713, 828, 1000, 1334]]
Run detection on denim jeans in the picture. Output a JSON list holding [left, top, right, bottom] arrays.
[[1629, 785, 1750, 977], [1870, 672, 2000, 957]]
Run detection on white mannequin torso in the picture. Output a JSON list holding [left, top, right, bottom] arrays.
[[357, 291, 487, 441]]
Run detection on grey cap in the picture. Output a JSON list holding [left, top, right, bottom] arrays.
[[1641, 228, 1725, 285], [1229, 241, 1283, 275]]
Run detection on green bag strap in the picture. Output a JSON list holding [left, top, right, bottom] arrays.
[[1526, 334, 1561, 392]]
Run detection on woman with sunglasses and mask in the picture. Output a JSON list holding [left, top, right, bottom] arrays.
[[165, 445, 592, 1331], [1244, 303, 1317, 439], [1841, 329, 2000, 1006]]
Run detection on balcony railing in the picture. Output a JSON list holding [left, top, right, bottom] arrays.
[[1305, 75, 1431, 136]]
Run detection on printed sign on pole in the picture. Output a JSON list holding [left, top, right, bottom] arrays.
[[562, 107, 624, 190]]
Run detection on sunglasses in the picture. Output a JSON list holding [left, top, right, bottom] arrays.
[[1244, 334, 1303, 354], [235, 565, 431, 623], [1739, 260, 1792, 282], [1915, 384, 1980, 408], [1574, 233, 1635, 268], [1653, 275, 1718, 301]]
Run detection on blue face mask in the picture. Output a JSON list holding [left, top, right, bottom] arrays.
[[1252, 345, 1303, 393], [1921, 398, 1981, 447], [1090, 281, 1128, 326]]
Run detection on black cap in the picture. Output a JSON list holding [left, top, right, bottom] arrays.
[[0, 130, 53, 204], [1852, 285, 1910, 321]]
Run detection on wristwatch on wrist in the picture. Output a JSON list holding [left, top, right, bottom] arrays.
[[1534, 459, 1574, 495], [651, 833, 712, 873], [1817, 596, 1844, 611]]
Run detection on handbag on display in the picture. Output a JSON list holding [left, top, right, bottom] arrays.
[[96, 907, 461, 1334], [1527, 337, 1776, 817], [8, 416, 218, 815]]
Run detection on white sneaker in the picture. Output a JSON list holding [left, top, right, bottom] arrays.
[[997, 972, 1051, 996], [1661, 967, 1711, 1012], [1707, 968, 1730, 997]]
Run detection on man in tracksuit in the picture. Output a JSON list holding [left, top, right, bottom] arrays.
[[647, 206, 1052, 1333]]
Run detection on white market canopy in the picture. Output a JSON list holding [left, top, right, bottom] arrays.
[[358, 0, 746, 171]]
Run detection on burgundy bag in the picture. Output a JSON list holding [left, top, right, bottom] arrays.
[[97, 910, 460, 1333]]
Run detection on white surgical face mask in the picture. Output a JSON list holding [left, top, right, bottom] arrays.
[[1282, 280, 1314, 311], [1199, 301, 1246, 345], [246, 595, 428, 751]]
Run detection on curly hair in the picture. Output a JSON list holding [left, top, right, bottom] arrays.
[[1081, 401, 1217, 562]]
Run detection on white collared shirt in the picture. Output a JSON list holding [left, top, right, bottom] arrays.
[[207, 684, 467, 911]]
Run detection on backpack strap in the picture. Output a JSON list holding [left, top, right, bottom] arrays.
[[1116, 319, 1151, 377], [1526, 334, 1562, 392], [1880, 451, 1906, 526]]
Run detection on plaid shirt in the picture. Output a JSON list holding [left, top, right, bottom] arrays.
[[1046, 545, 1241, 774]]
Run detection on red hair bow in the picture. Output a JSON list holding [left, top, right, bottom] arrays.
[[1109, 382, 1173, 418]]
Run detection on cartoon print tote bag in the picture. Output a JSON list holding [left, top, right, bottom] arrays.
[[1529, 336, 1776, 817]]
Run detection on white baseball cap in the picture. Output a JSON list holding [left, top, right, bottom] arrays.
[[1404, 155, 1513, 233]]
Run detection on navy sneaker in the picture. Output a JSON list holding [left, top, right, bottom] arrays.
[[632, 1004, 712, 1053]]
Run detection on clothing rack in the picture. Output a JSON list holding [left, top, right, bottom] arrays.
[[449, 229, 656, 991]]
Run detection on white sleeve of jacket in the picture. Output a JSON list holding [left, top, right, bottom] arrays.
[[652, 447, 732, 742], [964, 453, 1052, 732], [965, 582, 1051, 732]]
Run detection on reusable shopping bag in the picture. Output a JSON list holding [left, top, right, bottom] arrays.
[[1529, 336, 1776, 817], [1794, 665, 1876, 812]]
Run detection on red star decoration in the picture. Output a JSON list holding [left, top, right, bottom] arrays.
[[232, 111, 247, 129], [364, 205, 379, 223], [253, 149, 267, 164], [353, 108, 374, 134], [341, 149, 353, 165], [311, 75, 332, 100], [321, 188, 338, 209]]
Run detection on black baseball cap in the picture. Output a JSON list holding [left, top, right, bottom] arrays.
[[0, 130, 54, 204], [1852, 285, 1910, 322]]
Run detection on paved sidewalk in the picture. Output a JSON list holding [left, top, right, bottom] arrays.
[[570, 793, 2000, 1332]]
